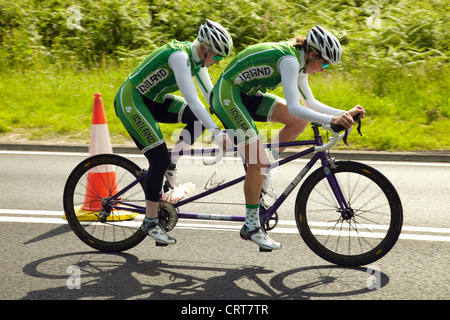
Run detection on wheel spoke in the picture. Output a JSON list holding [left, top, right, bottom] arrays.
[[63, 155, 147, 252], [296, 162, 402, 266]]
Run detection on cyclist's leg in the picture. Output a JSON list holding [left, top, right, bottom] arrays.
[[148, 94, 206, 186], [211, 78, 281, 250], [269, 98, 308, 155], [240, 140, 281, 250], [244, 93, 307, 156], [239, 91, 285, 198], [114, 80, 175, 244], [142, 144, 176, 245], [115, 80, 169, 204], [211, 77, 263, 201], [240, 138, 268, 204]]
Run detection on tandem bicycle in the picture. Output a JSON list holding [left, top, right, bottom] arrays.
[[63, 116, 403, 266]]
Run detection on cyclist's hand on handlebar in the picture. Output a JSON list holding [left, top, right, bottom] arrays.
[[331, 105, 366, 131], [329, 106, 364, 146], [348, 105, 366, 120], [331, 112, 354, 130]]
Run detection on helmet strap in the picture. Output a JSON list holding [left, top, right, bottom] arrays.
[[199, 42, 211, 68], [300, 44, 311, 73], [200, 50, 208, 68], [301, 44, 321, 73]]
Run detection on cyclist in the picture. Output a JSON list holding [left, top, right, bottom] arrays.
[[114, 19, 233, 245], [211, 25, 365, 250]]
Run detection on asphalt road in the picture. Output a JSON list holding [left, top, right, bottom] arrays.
[[0, 150, 449, 303]]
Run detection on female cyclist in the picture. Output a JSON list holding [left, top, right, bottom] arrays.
[[114, 19, 233, 245], [211, 25, 366, 250]]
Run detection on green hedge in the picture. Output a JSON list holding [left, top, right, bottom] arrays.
[[0, 0, 448, 150], [1, 0, 448, 70]]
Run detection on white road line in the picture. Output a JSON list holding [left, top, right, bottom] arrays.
[[1, 150, 449, 167], [0, 209, 64, 216], [1, 209, 449, 242], [0, 216, 65, 224], [0, 150, 89, 157]]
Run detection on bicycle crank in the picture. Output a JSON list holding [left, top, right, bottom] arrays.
[[158, 200, 178, 232], [259, 197, 279, 231], [261, 212, 279, 231]]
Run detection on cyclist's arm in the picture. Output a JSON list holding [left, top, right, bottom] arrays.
[[279, 56, 336, 124], [297, 72, 345, 117], [169, 51, 219, 133], [194, 67, 214, 107]]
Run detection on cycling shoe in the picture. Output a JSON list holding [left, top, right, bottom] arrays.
[[240, 226, 282, 250]]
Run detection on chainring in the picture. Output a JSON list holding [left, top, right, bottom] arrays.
[[259, 197, 279, 231], [158, 201, 178, 232]]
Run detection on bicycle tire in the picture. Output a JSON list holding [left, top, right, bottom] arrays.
[[63, 154, 146, 252], [295, 161, 403, 266]]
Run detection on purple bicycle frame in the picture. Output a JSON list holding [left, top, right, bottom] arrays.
[[173, 145, 321, 223], [108, 131, 350, 224]]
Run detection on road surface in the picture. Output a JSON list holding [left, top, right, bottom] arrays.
[[0, 150, 449, 302]]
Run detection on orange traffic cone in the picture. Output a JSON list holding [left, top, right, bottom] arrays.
[[81, 93, 118, 211], [64, 94, 138, 221], [88, 93, 113, 156]]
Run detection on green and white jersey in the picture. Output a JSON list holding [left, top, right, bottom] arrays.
[[116, 39, 221, 152], [128, 40, 203, 103], [211, 41, 345, 145], [222, 42, 300, 96]]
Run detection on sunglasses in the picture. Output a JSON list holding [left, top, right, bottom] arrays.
[[212, 54, 224, 61], [310, 48, 330, 69]]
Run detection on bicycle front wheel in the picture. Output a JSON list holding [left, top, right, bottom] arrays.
[[63, 154, 146, 252], [295, 161, 403, 266]]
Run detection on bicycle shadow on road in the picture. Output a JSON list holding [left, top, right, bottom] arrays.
[[21, 251, 389, 300], [23, 224, 72, 246]]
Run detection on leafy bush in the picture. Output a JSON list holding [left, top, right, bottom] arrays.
[[1, 0, 447, 69], [0, 0, 448, 150]]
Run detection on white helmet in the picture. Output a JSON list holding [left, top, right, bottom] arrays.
[[307, 25, 342, 65], [197, 19, 233, 57]]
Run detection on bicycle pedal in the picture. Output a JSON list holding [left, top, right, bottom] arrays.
[[155, 241, 168, 247], [259, 247, 272, 253]]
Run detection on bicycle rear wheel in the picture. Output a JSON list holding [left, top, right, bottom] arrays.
[[63, 154, 146, 252], [295, 161, 403, 266]]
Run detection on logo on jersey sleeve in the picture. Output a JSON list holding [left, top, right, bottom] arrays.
[[234, 65, 274, 85], [136, 68, 169, 95]]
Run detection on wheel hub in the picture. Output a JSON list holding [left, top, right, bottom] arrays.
[[341, 207, 354, 220]]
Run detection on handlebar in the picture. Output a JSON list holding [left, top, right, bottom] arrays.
[[203, 147, 223, 165], [314, 114, 362, 152], [204, 114, 363, 164], [330, 113, 362, 135]]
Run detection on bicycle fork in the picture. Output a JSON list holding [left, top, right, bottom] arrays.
[[320, 155, 353, 220]]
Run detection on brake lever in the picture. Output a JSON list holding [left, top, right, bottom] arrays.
[[332, 114, 363, 146], [342, 130, 349, 146], [356, 118, 362, 136]]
